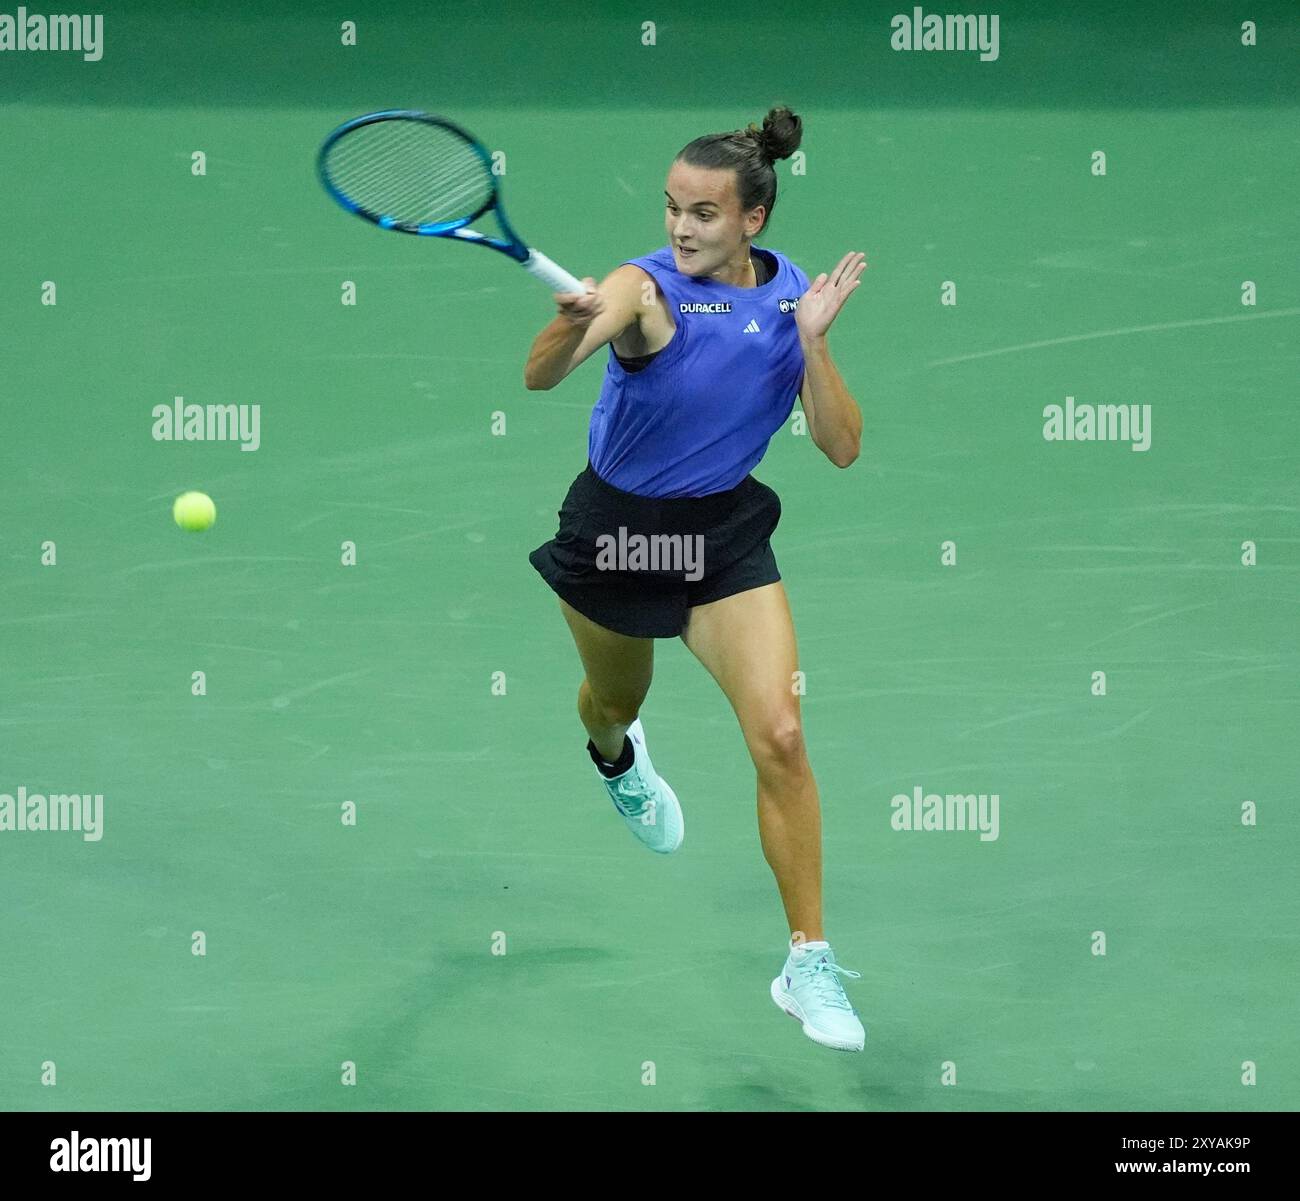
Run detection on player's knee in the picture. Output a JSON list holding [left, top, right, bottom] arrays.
[[582, 681, 643, 728], [751, 717, 807, 775], [596, 695, 643, 727]]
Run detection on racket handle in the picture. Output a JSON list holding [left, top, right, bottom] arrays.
[[521, 249, 589, 295]]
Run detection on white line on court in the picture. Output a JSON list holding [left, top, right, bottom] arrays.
[[928, 306, 1300, 367]]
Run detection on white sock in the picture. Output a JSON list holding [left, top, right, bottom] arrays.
[[790, 939, 829, 955]]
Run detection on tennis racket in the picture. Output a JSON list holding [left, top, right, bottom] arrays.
[[317, 110, 588, 294]]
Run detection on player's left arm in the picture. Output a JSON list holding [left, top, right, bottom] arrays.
[[795, 251, 867, 468], [798, 346, 861, 468]]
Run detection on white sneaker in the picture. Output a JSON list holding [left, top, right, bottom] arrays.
[[594, 718, 684, 854], [770, 941, 866, 1051]]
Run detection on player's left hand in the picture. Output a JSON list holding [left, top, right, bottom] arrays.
[[795, 252, 867, 341]]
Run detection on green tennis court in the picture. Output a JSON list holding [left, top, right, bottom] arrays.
[[1, 0, 1296, 1111]]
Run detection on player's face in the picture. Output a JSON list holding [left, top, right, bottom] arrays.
[[664, 162, 763, 273]]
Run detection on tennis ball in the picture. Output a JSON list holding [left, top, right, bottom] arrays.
[[173, 491, 216, 532]]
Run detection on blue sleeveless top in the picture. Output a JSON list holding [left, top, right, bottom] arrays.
[[587, 243, 810, 498]]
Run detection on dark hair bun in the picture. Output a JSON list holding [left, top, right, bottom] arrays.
[[745, 106, 802, 164]]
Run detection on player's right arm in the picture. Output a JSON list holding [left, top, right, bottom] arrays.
[[523, 265, 646, 391]]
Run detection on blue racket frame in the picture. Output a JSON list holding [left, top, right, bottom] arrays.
[[317, 109, 532, 263]]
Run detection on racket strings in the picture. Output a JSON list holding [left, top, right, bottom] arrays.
[[331, 124, 486, 222], [324, 119, 493, 227]]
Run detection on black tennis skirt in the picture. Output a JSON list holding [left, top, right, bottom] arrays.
[[528, 460, 783, 638]]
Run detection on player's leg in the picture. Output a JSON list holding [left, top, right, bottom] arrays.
[[679, 581, 823, 941], [559, 597, 655, 762], [561, 595, 684, 854]]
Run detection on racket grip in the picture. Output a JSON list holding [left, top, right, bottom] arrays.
[[521, 249, 589, 295]]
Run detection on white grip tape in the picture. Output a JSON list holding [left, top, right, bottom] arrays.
[[522, 249, 588, 295]]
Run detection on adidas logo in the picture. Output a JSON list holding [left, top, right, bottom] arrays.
[[742, 318, 761, 334]]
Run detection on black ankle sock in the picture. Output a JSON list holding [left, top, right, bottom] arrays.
[[588, 734, 634, 778]]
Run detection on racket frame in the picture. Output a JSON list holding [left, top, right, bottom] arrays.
[[319, 110, 540, 265]]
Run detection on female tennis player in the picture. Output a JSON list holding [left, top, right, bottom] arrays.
[[524, 106, 867, 1052]]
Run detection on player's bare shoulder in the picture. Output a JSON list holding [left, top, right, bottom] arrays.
[[552, 264, 659, 379], [610, 264, 674, 357]]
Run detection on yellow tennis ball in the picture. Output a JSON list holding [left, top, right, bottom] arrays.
[[173, 491, 216, 532]]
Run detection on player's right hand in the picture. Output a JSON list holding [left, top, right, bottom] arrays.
[[555, 277, 603, 328]]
